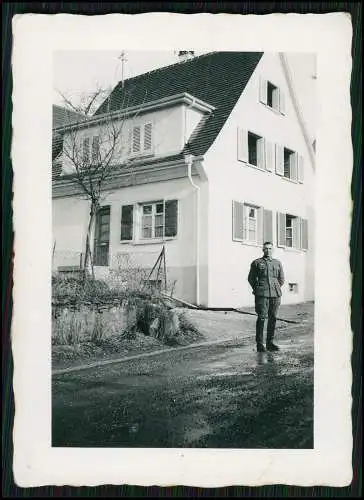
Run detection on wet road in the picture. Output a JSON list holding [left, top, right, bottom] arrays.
[[52, 325, 313, 448]]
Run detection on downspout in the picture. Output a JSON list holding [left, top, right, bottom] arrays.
[[185, 154, 200, 306], [279, 53, 316, 171]]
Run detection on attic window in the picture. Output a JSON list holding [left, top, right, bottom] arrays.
[[267, 82, 279, 110], [131, 123, 153, 155], [260, 77, 286, 114]]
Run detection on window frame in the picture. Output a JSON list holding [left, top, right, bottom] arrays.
[[139, 201, 165, 241]]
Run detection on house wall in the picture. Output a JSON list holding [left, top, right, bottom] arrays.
[[52, 175, 209, 305], [203, 52, 315, 308]]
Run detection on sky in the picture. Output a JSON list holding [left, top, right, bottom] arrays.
[[53, 50, 316, 139]]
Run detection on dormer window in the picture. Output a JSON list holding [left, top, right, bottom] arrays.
[[131, 122, 153, 155]]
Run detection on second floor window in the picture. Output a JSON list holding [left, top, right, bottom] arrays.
[[132, 123, 153, 155]]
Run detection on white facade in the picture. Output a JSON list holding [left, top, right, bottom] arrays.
[[53, 53, 315, 308], [203, 53, 315, 307]]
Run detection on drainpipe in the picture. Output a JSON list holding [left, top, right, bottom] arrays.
[[185, 154, 200, 306]]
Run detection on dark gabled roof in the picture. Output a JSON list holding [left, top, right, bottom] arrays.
[[52, 105, 86, 170], [53, 104, 85, 130], [94, 52, 263, 157]]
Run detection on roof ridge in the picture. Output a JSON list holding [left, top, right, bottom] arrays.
[[115, 51, 217, 88]]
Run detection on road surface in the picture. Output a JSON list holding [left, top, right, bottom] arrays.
[[52, 324, 313, 448]]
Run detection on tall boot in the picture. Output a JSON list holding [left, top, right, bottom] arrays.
[[267, 318, 279, 351], [256, 318, 266, 352]]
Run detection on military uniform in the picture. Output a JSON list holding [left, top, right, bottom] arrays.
[[248, 257, 285, 350]]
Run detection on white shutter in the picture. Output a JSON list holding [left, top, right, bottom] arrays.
[[263, 209, 273, 243], [259, 77, 268, 105], [277, 212, 286, 247], [297, 155, 304, 183], [257, 207, 264, 245], [132, 125, 141, 153], [265, 141, 274, 172], [279, 89, 286, 115], [290, 153, 298, 181], [301, 218, 309, 250], [144, 123, 153, 152], [237, 127, 248, 163], [232, 201, 244, 241], [275, 144, 284, 175], [257, 138, 265, 169]]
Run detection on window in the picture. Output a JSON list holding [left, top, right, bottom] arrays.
[[131, 123, 153, 155], [237, 128, 274, 171], [233, 202, 273, 245], [82, 135, 100, 167], [248, 132, 262, 167], [259, 77, 286, 114], [141, 202, 164, 239], [120, 200, 178, 242], [277, 213, 308, 250], [267, 81, 280, 109], [275, 145, 304, 183]]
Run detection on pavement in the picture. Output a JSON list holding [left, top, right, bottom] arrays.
[[52, 313, 314, 449]]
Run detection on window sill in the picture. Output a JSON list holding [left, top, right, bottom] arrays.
[[120, 237, 176, 246], [240, 161, 270, 173], [279, 176, 302, 185], [278, 246, 307, 253], [261, 103, 284, 116], [233, 239, 260, 247]]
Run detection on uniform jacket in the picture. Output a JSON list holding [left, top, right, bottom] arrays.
[[248, 257, 285, 297]]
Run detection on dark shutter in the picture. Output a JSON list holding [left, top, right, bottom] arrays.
[[164, 200, 178, 237], [120, 205, 134, 241], [263, 209, 273, 243]]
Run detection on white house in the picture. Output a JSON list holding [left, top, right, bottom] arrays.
[[52, 51, 315, 308]]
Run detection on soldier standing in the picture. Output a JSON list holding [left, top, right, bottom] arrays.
[[248, 241, 285, 352]]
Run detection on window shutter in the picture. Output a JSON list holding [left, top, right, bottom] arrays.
[[301, 218, 309, 250], [297, 155, 304, 183], [144, 123, 153, 152], [164, 200, 178, 237], [237, 127, 248, 163], [132, 126, 141, 153], [265, 141, 274, 172], [232, 201, 244, 241], [257, 208, 264, 245], [290, 153, 298, 181], [277, 212, 286, 247], [257, 138, 265, 169], [82, 137, 90, 164], [259, 77, 268, 105], [263, 209, 273, 243], [91, 136, 100, 164], [120, 205, 134, 241], [292, 217, 301, 249], [275, 144, 284, 175], [279, 89, 286, 115]]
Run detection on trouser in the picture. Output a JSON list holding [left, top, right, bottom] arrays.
[[255, 296, 281, 345]]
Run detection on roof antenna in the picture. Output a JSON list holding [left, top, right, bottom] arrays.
[[118, 51, 128, 87]]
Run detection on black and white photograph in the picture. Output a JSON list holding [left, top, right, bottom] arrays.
[[11, 12, 353, 487], [51, 49, 316, 450]]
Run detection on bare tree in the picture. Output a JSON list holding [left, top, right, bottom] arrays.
[[55, 83, 147, 279]]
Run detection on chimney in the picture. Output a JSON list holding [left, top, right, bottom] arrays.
[[178, 51, 195, 62]]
